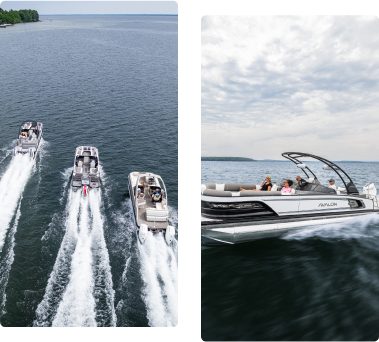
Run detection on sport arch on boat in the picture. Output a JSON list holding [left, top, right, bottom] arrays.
[[282, 152, 359, 195], [201, 152, 379, 245]]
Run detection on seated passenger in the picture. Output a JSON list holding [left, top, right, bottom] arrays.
[[78, 160, 83, 168], [141, 181, 145, 193], [281, 180, 294, 195], [240, 175, 272, 191], [328, 178, 336, 189]]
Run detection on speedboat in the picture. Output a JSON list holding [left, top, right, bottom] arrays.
[[71, 146, 100, 196], [201, 152, 379, 245], [13, 121, 43, 158], [128, 171, 175, 245]]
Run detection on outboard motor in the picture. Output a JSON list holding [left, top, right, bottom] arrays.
[[165, 225, 175, 245], [363, 183, 377, 198], [139, 224, 148, 243], [83, 185, 89, 197]]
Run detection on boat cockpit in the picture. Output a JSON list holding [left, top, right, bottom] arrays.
[[14, 121, 43, 158], [72, 146, 100, 189], [130, 172, 169, 228]]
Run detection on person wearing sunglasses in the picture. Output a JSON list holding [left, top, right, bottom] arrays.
[[281, 180, 294, 195], [240, 175, 272, 191]]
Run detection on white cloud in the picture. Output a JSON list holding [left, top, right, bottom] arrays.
[[202, 16, 379, 161]]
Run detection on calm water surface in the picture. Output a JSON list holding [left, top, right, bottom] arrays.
[[0, 15, 177, 327], [202, 161, 379, 340]]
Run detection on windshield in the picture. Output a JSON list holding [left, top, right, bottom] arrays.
[[275, 178, 335, 193]]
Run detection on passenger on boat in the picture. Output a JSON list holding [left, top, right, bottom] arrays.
[[240, 175, 272, 191], [296, 175, 307, 186], [141, 181, 145, 193], [281, 180, 294, 195], [328, 178, 336, 189]]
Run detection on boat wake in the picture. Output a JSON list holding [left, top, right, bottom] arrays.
[[138, 230, 178, 327], [283, 213, 379, 241], [34, 189, 116, 327], [0, 152, 38, 317], [137, 204, 178, 327]]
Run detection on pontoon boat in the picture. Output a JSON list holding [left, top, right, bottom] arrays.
[[13, 121, 43, 158], [201, 152, 379, 245], [128, 172, 175, 245], [71, 146, 100, 196]]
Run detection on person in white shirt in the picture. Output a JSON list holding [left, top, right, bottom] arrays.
[[328, 178, 337, 189]]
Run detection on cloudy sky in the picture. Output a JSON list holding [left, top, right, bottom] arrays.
[[202, 16, 379, 161], [0, 0, 379, 14]]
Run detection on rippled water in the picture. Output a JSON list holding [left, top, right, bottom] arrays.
[[0, 15, 177, 327], [202, 161, 379, 340]]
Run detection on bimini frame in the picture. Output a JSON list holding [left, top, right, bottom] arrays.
[[282, 152, 359, 195]]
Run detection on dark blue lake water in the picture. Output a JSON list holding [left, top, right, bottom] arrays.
[[0, 15, 177, 327], [202, 161, 379, 340]]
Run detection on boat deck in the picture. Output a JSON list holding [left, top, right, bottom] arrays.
[[137, 189, 168, 229]]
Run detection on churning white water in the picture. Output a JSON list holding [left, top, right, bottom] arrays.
[[138, 232, 178, 327], [35, 189, 115, 327], [0, 154, 35, 252]]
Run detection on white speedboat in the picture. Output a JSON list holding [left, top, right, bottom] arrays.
[[201, 152, 379, 245], [128, 171, 175, 245], [13, 121, 43, 158], [71, 146, 100, 196]]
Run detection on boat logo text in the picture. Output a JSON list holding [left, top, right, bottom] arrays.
[[318, 202, 337, 207]]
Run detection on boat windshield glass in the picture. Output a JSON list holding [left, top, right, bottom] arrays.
[[275, 178, 335, 193]]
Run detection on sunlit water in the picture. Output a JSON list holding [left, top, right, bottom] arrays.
[[202, 161, 379, 340]]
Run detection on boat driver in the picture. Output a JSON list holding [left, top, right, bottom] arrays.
[[328, 178, 337, 190], [296, 175, 307, 186]]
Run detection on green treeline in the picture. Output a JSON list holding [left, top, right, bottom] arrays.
[[0, 8, 39, 24]]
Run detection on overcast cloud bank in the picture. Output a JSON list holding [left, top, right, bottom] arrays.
[[202, 16, 379, 161]]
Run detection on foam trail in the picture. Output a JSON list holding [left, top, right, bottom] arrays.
[[155, 233, 182, 326], [35, 189, 116, 327], [34, 190, 81, 326], [283, 213, 379, 241], [59, 167, 73, 204], [52, 195, 97, 327], [0, 199, 22, 316], [138, 234, 168, 326], [89, 190, 116, 327], [0, 154, 35, 253]]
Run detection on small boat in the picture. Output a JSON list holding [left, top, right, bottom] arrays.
[[71, 146, 100, 196], [201, 152, 379, 245], [13, 121, 43, 158], [128, 171, 175, 245]]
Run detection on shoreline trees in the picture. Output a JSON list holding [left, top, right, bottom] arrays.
[[0, 8, 39, 24]]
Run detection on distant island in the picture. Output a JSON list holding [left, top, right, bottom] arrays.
[[0, 8, 39, 24], [201, 157, 256, 162]]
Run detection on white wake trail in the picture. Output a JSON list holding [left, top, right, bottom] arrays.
[[0, 199, 22, 316], [88, 190, 116, 327], [34, 190, 82, 326], [35, 189, 116, 327], [139, 234, 168, 326], [0, 154, 35, 253], [52, 195, 97, 327]]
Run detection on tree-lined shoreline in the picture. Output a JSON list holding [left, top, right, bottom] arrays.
[[0, 8, 39, 24]]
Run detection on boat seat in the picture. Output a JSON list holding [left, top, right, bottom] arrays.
[[224, 183, 257, 191], [75, 166, 83, 174], [146, 207, 168, 222], [240, 191, 282, 196], [89, 168, 97, 174], [90, 160, 95, 168]]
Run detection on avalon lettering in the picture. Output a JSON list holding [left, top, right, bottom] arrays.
[[318, 202, 337, 207]]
